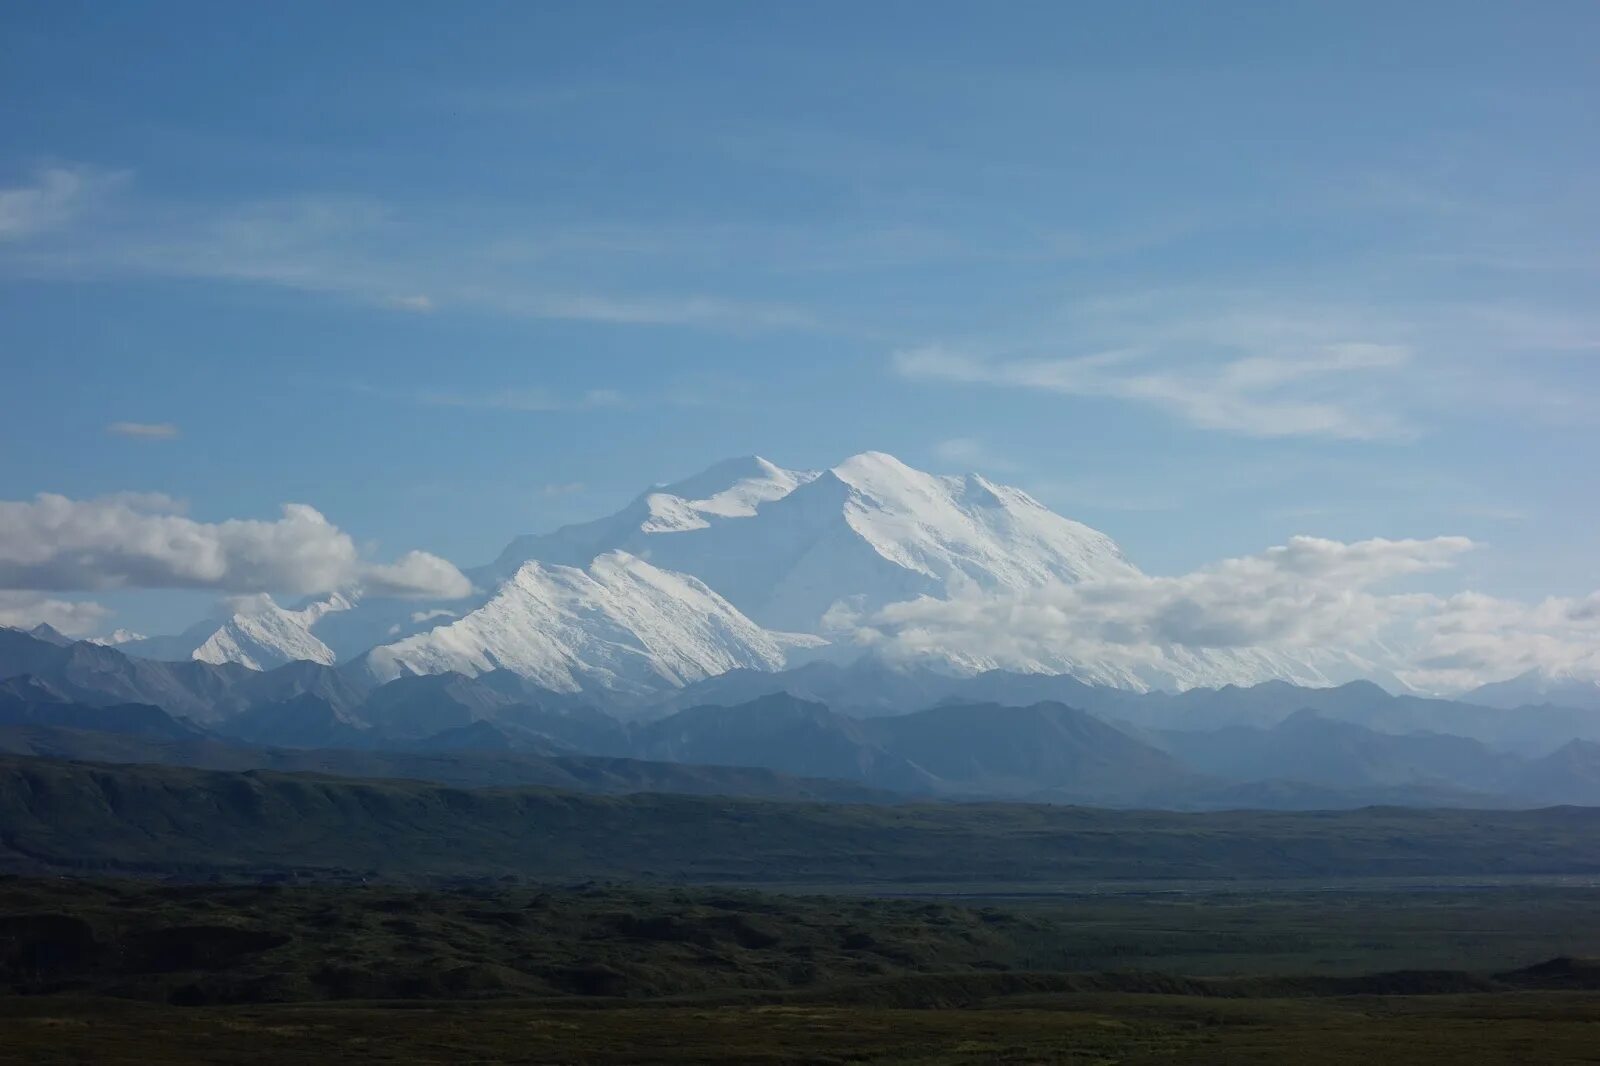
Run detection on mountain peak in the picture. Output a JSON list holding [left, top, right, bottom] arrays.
[[27, 623, 72, 647], [832, 450, 916, 478], [654, 455, 817, 519]]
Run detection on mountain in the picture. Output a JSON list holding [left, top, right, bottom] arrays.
[[217, 694, 374, 749], [0, 688, 206, 741], [97, 452, 1430, 698], [120, 592, 457, 673], [191, 594, 350, 670], [5, 622, 1596, 808], [1157, 710, 1517, 793], [25, 623, 72, 647], [633, 694, 941, 793], [1511, 740, 1600, 806], [858, 701, 1190, 800], [357, 550, 819, 696], [0, 626, 370, 723], [1468, 669, 1600, 713], [491, 452, 1134, 634]]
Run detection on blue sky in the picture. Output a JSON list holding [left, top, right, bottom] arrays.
[[2, 1, 1597, 638]]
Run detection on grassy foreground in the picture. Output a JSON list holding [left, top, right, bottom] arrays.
[[7, 877, 1600, 1062], [4, 993, 1600, 1064]]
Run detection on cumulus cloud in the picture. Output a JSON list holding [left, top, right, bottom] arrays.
[[1403, 590, 1600, 692], [363, 550, 474, 599], [0, 493, 471, 599], [0, 591, 110, 635], [106, 421, 180, 440], [840, 534, 1598, 692]]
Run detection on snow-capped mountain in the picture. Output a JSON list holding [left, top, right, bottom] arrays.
[[357, 550, 821, 696], [118, 591, 467, 672], [489, 451, 1135, 632], [109, 450, 1420, 698], [191, 594, 351, 671]]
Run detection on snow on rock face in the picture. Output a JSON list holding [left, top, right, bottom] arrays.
[[828, 451, 1134, 594], [485, 456, 819, 576], [361, 551, 815, 695], [191, 594, 350, 671], [485, 451, 1135, 633]]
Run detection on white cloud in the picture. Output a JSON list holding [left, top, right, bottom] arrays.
[[0, 591, 110, 636], [1402, 590, 1600, 693], [841, 534, 1600, 692], [413, 387, 629, 413], [896, 341, 1413, 441], [106, 421, 180, 440], [0, 165, 124, 241], [0, 493, 471, 599], [0, 168, 814, 331], [363, 550, 474, 599], [864, 534, 1465, 653], [409, 608, 457, 624]]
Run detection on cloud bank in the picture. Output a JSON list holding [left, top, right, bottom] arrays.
[[0, 493, 472, 600], [842, 534, 1598, 693], [0, 591, 110, 636]]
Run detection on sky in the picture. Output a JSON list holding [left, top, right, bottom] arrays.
[[1, 1, 1597, 658]]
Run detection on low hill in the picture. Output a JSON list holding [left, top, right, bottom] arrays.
[[4, 756, 1600, 884], [0, 727, 894, 804]]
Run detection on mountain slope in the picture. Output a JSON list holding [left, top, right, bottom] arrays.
[[0, 728, 896, 803], [0, 627, 371, 722], [1157, 710, 1518, 792], [860, 701, 1190, 799], [7, 756, 1600, 883], [633, 694, 941, 793], [192, 595, 349, 670], [359, 551, 816, 696], [1468, 670, 1600, 713]]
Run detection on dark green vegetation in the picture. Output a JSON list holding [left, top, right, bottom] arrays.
[[8, 755, 1600, 884], [7, 995, 1600, 1065], [7, 877, 1600, 1062], [11, 877, 1600, 1002]]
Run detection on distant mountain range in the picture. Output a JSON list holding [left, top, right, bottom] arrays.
[[91, 451, 1544, 701], [3, 624, 1598, 810]]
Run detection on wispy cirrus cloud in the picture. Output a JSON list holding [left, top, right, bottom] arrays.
[[0, 166, 816, 332], [541, 482, 586, 497], [0, 165, 126, 241], [897, 340, 1414, 441], [106, 421, 180, 440], [351, 382, 631, 413]]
